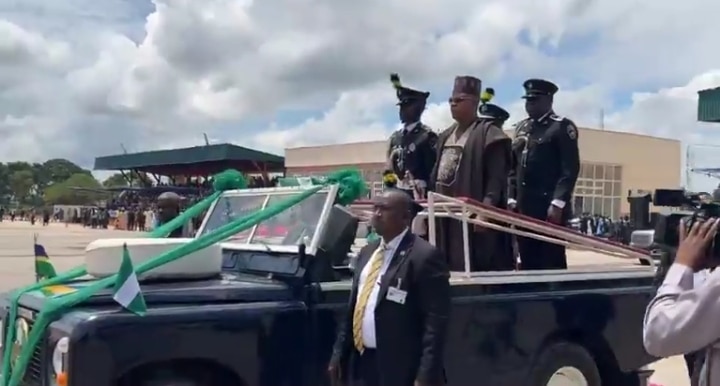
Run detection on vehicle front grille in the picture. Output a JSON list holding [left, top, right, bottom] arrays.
[[21, 314, 46, 386]]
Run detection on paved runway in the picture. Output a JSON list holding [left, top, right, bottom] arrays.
[[0, 220, 688, 386]]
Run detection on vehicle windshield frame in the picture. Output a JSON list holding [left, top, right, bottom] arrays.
[[196, 184, 339, 255]]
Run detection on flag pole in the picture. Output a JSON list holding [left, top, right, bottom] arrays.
[[33, 233, 39, 283]]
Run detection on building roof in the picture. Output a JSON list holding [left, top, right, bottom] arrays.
[[698, 87, 720, 123], [94, 143, 284, 175]]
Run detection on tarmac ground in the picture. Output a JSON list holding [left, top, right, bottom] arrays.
[[0, 220, 689, 386]]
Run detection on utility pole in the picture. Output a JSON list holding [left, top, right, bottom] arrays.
[[203, 133, 210, 146], [685, 144, 691, 188]]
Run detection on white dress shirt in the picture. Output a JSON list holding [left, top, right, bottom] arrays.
[[356, 228, 408, 349], [644, 264, 720, 386]]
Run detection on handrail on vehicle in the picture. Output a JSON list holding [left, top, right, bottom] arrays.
[[350, 192, 654, 277]]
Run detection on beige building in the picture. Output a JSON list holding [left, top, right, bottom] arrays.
[[284, 127, 682, 218]]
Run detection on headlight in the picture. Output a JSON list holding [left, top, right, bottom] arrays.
[[52, 337, 69, 375]]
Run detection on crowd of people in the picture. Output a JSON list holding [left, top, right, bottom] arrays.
[[0, 174, 281, 232], [575, 213, 634, 244]]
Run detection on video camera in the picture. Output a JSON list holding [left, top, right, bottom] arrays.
[[653, 188, 720, 259]]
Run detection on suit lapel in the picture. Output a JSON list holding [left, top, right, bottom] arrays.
[[378, 232, 415, 302]]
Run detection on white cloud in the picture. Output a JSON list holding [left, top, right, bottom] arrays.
[[0, 0, 719, 192]]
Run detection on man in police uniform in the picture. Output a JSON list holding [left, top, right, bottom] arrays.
[[508, 79, 580, 270], [386, 73, 438, 199], [477, 102, 511, 128]]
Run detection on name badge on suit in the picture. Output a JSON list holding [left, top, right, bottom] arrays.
[[387, 277, 407, 304]]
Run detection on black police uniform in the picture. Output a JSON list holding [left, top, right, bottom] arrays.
[[478, 103, 510, 128], [509, 79, 580, 270], [386, 74, 438, 198]]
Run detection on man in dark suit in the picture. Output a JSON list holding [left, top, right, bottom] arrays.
[[329, 189, 450, 386]]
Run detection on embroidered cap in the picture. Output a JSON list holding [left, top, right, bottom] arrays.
[[452, 76, 482, 96]]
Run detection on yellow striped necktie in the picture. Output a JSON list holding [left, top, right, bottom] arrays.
[[352, 243, 387, 353]]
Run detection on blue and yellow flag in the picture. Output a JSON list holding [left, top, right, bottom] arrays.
[[34, 243, 57, 282]]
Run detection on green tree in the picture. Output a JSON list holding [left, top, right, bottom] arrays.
[[103, 173, 129, 187], [0, 159, 93, 206], [0, 163, 10, 205], [43, 158, 89, 183], [9, 170, 34, 203], [44, 173, 103, 205]]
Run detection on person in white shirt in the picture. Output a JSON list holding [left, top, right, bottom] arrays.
[[643, 217, 720, 386]]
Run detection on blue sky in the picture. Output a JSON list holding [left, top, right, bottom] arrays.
[[1, 0, 720, 192]]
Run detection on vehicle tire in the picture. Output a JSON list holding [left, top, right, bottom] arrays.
[[526, 341, 602, 386]]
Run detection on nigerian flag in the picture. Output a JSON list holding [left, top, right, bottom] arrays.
[[34, 243, 57, 281], [112, 244, 147, 316]]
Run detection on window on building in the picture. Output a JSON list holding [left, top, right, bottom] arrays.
[[606, 165, 615, 180], [612, 197, 621, 219], [593, 165, 603, 180], [603, 181, 613, 196], [573, 162, 623, 218], [592, 197, 603, 214], [581, 164, 593, 179], [573, 196, 584, 215], [602, 198, 613, 217]]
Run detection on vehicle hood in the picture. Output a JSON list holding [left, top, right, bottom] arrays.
[[11, 272, 295, 312]]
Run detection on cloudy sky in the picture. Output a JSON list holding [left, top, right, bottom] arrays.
[[1, 0, 720, 190]]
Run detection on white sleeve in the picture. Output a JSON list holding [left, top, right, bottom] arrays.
[[643, 264, 720, 356]]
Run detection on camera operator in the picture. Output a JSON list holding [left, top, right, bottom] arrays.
[[643, 217, 720, 385]]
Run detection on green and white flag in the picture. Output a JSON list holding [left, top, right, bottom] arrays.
[[112, 244, 147, 316]]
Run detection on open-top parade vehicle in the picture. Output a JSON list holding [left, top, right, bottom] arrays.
[[0, 171, 658, 386]]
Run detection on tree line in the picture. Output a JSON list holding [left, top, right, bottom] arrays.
[[0, 159, 128, 207]]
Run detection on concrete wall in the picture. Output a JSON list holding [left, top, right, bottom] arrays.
[[285, 127, 682, 215]]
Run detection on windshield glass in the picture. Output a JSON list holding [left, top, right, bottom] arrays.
[[201, 190, 330, 246]]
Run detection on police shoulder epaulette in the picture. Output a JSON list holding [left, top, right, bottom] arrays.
[[512, 118, 530, 132]]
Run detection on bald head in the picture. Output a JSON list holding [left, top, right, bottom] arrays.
[[157, 191, 182, 224], [383, 189, 416, 219], [371, 189, 421, 238], [158, 192, 182, 203]]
